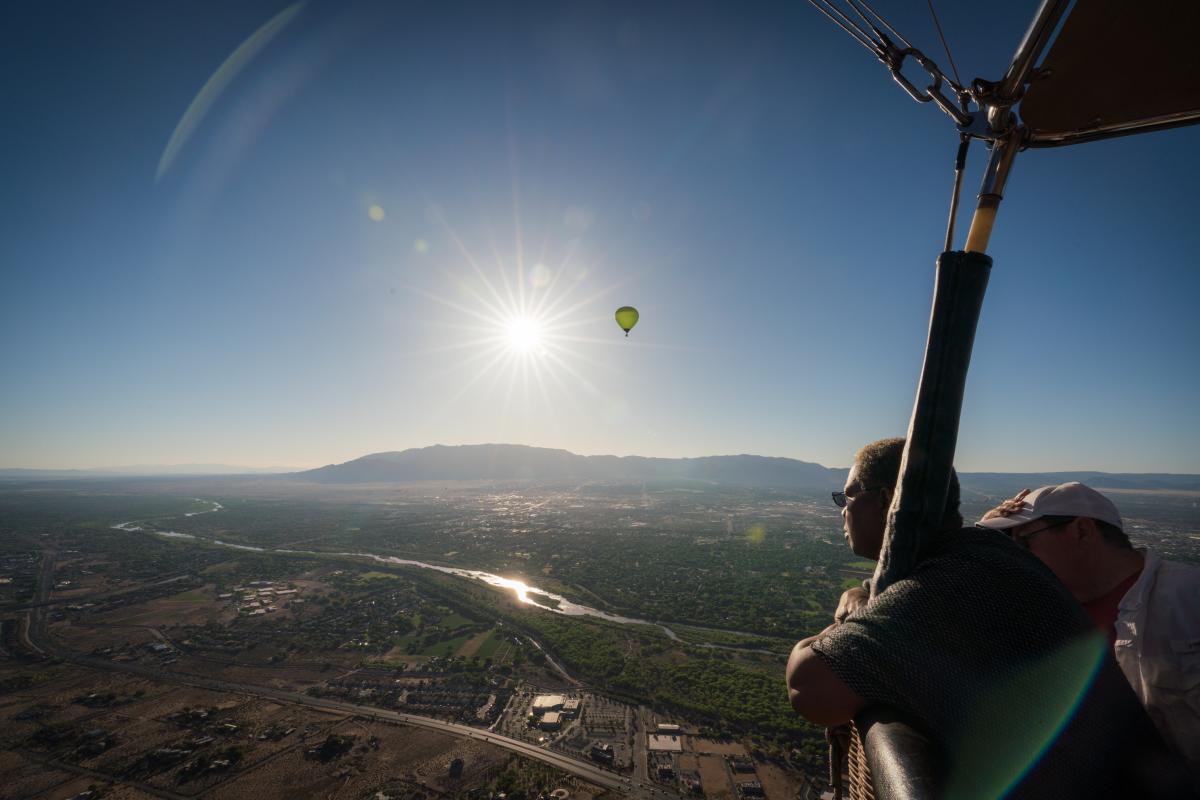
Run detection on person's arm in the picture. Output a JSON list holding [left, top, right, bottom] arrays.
[[786, 626, 867, 727]]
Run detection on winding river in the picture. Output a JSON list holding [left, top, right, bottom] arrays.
[[113, 499, 783, 650]]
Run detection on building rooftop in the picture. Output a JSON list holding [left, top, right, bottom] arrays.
[[532, 694, 565, 711]]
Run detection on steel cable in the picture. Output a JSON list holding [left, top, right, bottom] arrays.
[[847, 0, 913, 49], [925, 0, 963, 90], [806, 0, 885, 56]]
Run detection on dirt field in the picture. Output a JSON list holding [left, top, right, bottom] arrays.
[[0, 750, 78, 800], [213, 717, 514, 799], [37, 774, 160, 800], [49, 619, 160, 654], [0, 666, 355, 798], [1, 655, 600, 800], [100, 586, 222, 628], [696, 753, 734, 799], [174, 660, 334, 691], [48, 573, 110, 599], [756, 760, 803, 799], [690, 738, 749, 756]]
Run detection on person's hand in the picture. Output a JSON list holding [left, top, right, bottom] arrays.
[[981, 488, 1031, 521], [834, 586, 869, 624]]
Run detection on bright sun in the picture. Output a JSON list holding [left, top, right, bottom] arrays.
[[409, 207, 630, 427], [505, 316, 544, 354]]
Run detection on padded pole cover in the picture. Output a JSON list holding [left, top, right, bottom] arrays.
[[859, 706, 942, 799], [873, 250, 992, 595]]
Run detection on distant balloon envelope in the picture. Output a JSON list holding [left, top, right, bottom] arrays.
[[615, 306, 639, 337]]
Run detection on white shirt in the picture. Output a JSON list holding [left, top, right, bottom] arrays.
[[1113, 548, 1200, 777]]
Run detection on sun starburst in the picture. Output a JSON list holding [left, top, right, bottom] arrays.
[[399, 208, 633, 442]]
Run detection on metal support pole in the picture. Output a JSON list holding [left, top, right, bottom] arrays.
[[988, 0, 1071, 131], [964, 127, 1021, 254], [944, 136, 970, 252], [872, 250, 992, 595]]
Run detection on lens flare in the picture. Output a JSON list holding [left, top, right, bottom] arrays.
[[946, 631, 1106, 799], [157, 2, 305, 181]]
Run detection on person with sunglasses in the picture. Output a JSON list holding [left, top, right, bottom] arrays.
[[976, 482, 1200, 780], [785, 438, 1193, 797]]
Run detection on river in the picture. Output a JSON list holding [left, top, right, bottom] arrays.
[[113, 499, 784, 651]]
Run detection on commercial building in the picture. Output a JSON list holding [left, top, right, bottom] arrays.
[[647, 734, 683, 752], [590, 743, 614, 764], [532, 694, 565, 713]]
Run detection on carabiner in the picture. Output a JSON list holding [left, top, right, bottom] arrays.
[[884, 47, 934, 104]]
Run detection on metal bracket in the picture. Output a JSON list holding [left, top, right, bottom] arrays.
[[955, 113, 993, 141]]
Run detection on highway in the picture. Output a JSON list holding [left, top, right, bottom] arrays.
[[24, 556, 654, 797]]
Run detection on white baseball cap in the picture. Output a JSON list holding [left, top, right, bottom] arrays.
[[975, 481, 1123, 531]]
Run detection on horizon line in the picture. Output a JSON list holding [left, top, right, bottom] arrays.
[[4, 441, 1199, 477]]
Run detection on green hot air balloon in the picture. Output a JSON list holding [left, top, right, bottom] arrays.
[[615, 306, 639, 337]]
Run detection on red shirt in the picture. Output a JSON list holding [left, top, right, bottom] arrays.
[[1082, 569, 1142, 645]]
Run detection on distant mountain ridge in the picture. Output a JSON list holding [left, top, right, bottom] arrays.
[[292, 444, 1200, 491], [296, 444, 840, 487], [0, 464, 287, 479]]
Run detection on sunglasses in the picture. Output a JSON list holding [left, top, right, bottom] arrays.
[[1003, 517, 1075, 549], [832, 486, 885, 509]]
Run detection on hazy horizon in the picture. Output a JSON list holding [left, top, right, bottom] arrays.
[[7, 440, 1200, 476]]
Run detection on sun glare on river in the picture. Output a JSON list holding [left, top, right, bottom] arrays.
[[492, 575, 536, 604]]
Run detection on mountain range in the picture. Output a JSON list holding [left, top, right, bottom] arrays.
[[5, 445, 1196, 492], [293, 444, 1200, 492], [295, 444, 839, 487]]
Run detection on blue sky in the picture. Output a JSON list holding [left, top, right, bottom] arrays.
[[2, 1, 1197, 472]]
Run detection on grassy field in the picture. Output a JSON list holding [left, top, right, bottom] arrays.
[[165, 588, 210, 603], [375, 625, 510, 665], [437, 611, 475, 630], [427, 633, 473, 657], [359, 571, 403, 581], [461, 628, 507, 660]]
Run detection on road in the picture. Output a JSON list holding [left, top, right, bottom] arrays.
[[1, 573, 192, 613], [24, 561, 652, 797], [18, 550, 56, 656]]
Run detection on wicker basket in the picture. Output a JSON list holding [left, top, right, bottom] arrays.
[[846, 720, 875, 800]]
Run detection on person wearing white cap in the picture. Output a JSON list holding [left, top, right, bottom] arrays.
[[978, 481, 1200, 779]]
